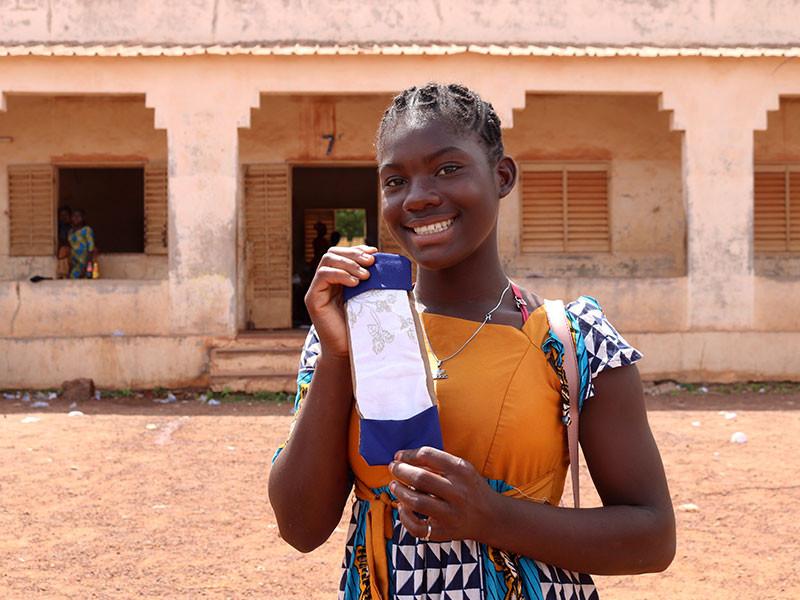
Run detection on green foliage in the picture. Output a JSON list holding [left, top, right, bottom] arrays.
[[335, 209, 366, 241]]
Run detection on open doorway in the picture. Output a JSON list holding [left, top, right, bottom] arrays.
[[58, 167, 145, 254], [292, 166, 378, 326]]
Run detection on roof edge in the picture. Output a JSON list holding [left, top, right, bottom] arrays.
[[0, 42, 799, 58]]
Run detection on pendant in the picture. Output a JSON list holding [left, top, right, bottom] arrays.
[[433, 363, 448, 380]]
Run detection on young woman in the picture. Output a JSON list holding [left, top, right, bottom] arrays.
[[269, 83, 675, 599]]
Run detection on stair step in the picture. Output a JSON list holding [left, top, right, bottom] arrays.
[[211, 346, 298, 355], [210, 351, 298, 375], [207, 329, 308, 393], [210, 373, 296, 393], [215, 331, 308, 351]]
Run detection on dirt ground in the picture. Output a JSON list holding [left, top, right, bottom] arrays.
[[1, 390, 799, 599]]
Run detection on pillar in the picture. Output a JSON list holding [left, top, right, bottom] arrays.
[[663, 82, 778, 330], [148, 87, 257, 335]]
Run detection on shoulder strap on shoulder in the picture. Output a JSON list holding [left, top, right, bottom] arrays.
[[543, 299, 581, 509], [510, 282, 529, 324]]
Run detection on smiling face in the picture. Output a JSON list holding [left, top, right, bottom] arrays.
[[378, 118, 516, 271]]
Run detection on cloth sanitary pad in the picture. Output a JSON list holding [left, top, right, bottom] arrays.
[[344, 253, 443, 465]]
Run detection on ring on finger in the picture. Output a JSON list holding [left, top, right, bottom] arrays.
[[421, 520, 432, 542]]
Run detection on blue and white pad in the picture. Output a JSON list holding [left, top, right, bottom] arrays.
[[343, 253, 443, 466]]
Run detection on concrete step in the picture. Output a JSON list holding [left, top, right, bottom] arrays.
[[209, 372, 296, 393], [215, 330, 308, 351], [210, 347, 299, 375], [208, 329, 307, 393]]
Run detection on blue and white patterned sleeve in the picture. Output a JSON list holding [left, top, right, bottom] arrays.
[[566, 295, 643, 405], [272, 326, 321, 463]]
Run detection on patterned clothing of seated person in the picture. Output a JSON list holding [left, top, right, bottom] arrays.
[[274, 295, 643, 600], [67, 209, 96, 279]]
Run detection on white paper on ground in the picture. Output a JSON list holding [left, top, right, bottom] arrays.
[[346, 288, 433, 421]]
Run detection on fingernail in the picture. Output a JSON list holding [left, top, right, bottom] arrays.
[[358, 267, 369, 276], [361, 254, 373, 262], [390, 481, 396, 493], [394, 451, 402, 461], [350, 276, 359, 284]]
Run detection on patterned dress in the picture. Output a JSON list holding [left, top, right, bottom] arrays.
[[68, 225, 95, 279], [274, 296, 642, 600]]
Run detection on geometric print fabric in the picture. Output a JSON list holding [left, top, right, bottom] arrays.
[[325, 295, 643, 599], [566, 296, 643, 402]]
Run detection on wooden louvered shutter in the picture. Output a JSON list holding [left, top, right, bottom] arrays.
[[520, 170, 564, 252], [144, 163, 168, 255], [8, 165, 54, 256], [244, 164, 291, 329], [565, 170, 609, 252], [789, 171, 800, 252], [520, 165, 609, 253], [754, 170, 789, 253]]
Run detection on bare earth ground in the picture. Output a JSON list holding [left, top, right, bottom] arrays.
[[1, 390, 799, 599]]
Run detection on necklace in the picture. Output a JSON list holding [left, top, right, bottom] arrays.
[[415, 280, 511, 380]]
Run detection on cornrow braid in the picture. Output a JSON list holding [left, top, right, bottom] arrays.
[[376, 82, 504, 164]]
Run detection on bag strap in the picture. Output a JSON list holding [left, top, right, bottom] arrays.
[[510, 283, 529, 324], [543, 299, 581, 509]]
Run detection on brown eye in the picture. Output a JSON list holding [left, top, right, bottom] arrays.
[[385, 177, 405, 188], [436, 164, 461, 176]]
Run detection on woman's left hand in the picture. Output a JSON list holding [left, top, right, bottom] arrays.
[[389, 446, 497, 543]]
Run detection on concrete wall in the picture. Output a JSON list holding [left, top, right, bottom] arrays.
[[503, 93, 684, 278], [0, 51, 798, 386], [0, 279, 169, 337], [0, 334, 210, 389], [1, 1, 799, 47], [240, 94, 392, 164], [0, 94, 168, 280]]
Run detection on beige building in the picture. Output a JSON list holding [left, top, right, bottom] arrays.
[[1, 0, 799, 390]]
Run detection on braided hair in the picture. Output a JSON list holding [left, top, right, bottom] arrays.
[[376, 83, 504, 165]]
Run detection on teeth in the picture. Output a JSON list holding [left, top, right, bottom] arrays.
[[413, 219, 454, 235]]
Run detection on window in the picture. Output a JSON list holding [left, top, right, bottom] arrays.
[[519, 163, 610, 253], [58, 167, 145, 253], [754, 166, 800, 253], [6, 163, 167, 258]]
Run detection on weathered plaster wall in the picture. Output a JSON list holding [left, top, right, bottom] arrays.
[[0, 334, 210, 389], [0, 94, 168, 280], [756, 98, 800, 162], [1, 1, 799, 47], [240, 94, 392, 163], [0, 53, 797, 385], [503, 93, 684, 278], [0, 279, 169, 337]]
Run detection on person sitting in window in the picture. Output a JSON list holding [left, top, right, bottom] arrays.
[[68, 209, 96, 279], [57, 205, 72, 279]]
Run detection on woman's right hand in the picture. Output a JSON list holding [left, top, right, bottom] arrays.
[[305, 245, 377, 358]]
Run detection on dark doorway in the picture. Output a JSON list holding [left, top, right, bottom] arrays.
[[292, 166, 378, 326], [58, 167, 145, 253]]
